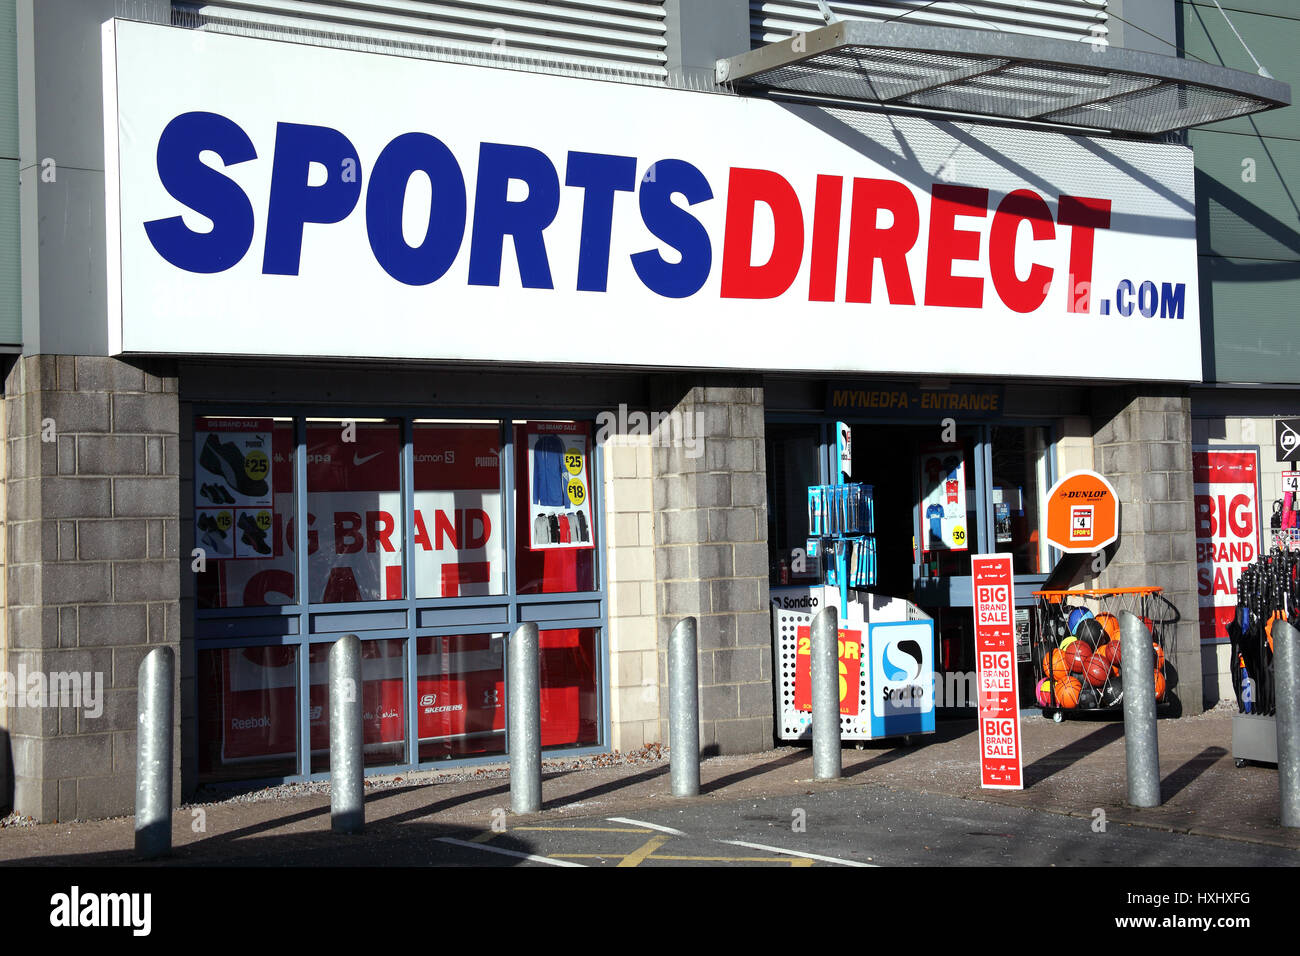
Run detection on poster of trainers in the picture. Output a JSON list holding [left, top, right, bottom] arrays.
[[526, 421, 593, 550], [918, 443, 968, 553], [195, 419, 274, 560]]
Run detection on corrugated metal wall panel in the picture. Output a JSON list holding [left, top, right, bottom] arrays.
[[751, 1, 1108, 47], [0, 0, 18, 347], [173, 0, 668, 81]]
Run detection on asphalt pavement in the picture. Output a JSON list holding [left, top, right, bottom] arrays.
[[1, 703, 1297, 867]]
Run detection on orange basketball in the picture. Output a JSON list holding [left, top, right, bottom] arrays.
[[1095, 612, 1120, 643], [1152, 643, 1165, 672], [1042, 649, 1068, 682], [1062, 637, 1092, 674], [1110, 634, 1121, 666], [1154, 670, 1166, 701], [1084, 652, 1110, 688], [1055, 676, 1083, 708]]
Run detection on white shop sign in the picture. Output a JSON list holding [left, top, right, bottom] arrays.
[[103, 19, 1201, 380]]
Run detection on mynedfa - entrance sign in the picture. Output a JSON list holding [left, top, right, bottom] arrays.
[[103, 20, 1201, 379]]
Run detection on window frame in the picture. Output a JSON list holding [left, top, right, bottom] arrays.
[[189, 404, 610, 785]]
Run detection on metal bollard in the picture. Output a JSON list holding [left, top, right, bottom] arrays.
[[1274, 620, 1300, 827], [1118, 611, 1161, 807], [510, 622, 542, 814], [329, 634, 364, 834], [811, 605, 842, 779], [669, 617, 700, 797], [135, 646, 174, 859]]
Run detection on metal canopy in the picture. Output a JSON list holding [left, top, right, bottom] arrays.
[[715, 20, 1290, 136]]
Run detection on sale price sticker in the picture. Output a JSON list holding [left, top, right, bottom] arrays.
[[972, 554, 1023, 790]]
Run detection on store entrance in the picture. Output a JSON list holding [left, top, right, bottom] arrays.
[[766, 419, 1053, 709]]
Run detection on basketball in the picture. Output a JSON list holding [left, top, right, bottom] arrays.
[[1153, 643, 1165, 672], [1062, 637, 1092, 673], [1100, 674, 1124, 707], [1110, 634, 1121, 666], [1055, 676, 1083, 708], [1042, 649, 1068, 682], [1154, 670, 1166, 701], [1095, 612, 1120, 643], [1084, 652, 1110, 688], [1078, 683, 1100, 710], [1036, 679, 1054, 707], [1075, 617, 1104, 648], [1068, 607, 1095, 635]]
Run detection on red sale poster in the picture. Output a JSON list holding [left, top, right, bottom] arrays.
[[973, 553, 1023, 790], [1193, 447, 1260, 644], [792, 625, 862, 717]]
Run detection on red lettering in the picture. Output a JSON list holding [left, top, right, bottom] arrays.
[[367, 510, 395, 553], [335, 512, 363, 554], [465, 509, 491, 549], [1058, 195, 1111, 314], [924, 184, 987, 309], [719, 167, 804, 299], [434, 509, 458, 550], [846, 177, 918, 304], [1194, 494, 1214, 537], [989, 189, 1054, 313], [412, 509, 431, 551], [1228, 494, 1253, 538], [807, 174, 842, 302]]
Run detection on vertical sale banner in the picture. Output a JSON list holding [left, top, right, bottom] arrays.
[[973, 553, 1023, 789], [1193, 447, 1260, 643]]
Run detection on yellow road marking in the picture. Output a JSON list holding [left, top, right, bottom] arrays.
[[617, 834, 669, 867], [470, 831, 500, 843], [648, 855, 815, 865], [514, 826, 652, 833]]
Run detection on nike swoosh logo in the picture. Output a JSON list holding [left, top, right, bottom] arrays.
[[353, 451, 382, 466]]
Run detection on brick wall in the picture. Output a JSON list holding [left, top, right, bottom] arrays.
[[1093, 388, 1203, 714], [602, 432, 660, 751], [5, 355, 179, 821], [651, 380, 772, 755]]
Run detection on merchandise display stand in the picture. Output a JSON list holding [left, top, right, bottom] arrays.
[[1031, 587, 1170, 722], [806, 482, 875, 618], [1225, 538, 1297, 767]]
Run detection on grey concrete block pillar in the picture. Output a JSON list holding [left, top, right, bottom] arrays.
[[5, 355, 180, 822], [651, 375, 773, 755], [1091, 386, 1203, 715]]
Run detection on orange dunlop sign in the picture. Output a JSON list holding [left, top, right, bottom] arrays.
[[1045, 470, 1119, 553]]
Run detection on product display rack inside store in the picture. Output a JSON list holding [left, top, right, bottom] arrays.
[[807, 482, 875, 615]]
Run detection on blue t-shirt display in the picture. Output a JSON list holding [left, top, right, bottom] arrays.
[[926, 503, 945, 545]]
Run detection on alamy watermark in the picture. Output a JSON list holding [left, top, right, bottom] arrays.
[[0, 665, 104, 718], [595, 403, 705, 459]]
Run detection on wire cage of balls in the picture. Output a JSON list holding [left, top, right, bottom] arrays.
[[1032, 586, 1168, 716]]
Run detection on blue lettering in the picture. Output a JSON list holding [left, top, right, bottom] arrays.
[[468, 143, 560, 288], [1115, 278, 1134, 317], [143, 111, 256, 274], [1160, 281, 1185, 319], [365, 132, 466, 286], [565, 151, 636, 292], [630, 159, 713, 299], [1137, 279, 1157, 318], [262, 123, 362, 275]]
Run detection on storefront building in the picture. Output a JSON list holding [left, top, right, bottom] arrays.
[[0, 0, 1288, 821]]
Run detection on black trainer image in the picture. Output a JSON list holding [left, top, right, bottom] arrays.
[[200, 433, 269, 498], [237, 512, 272, 555]]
